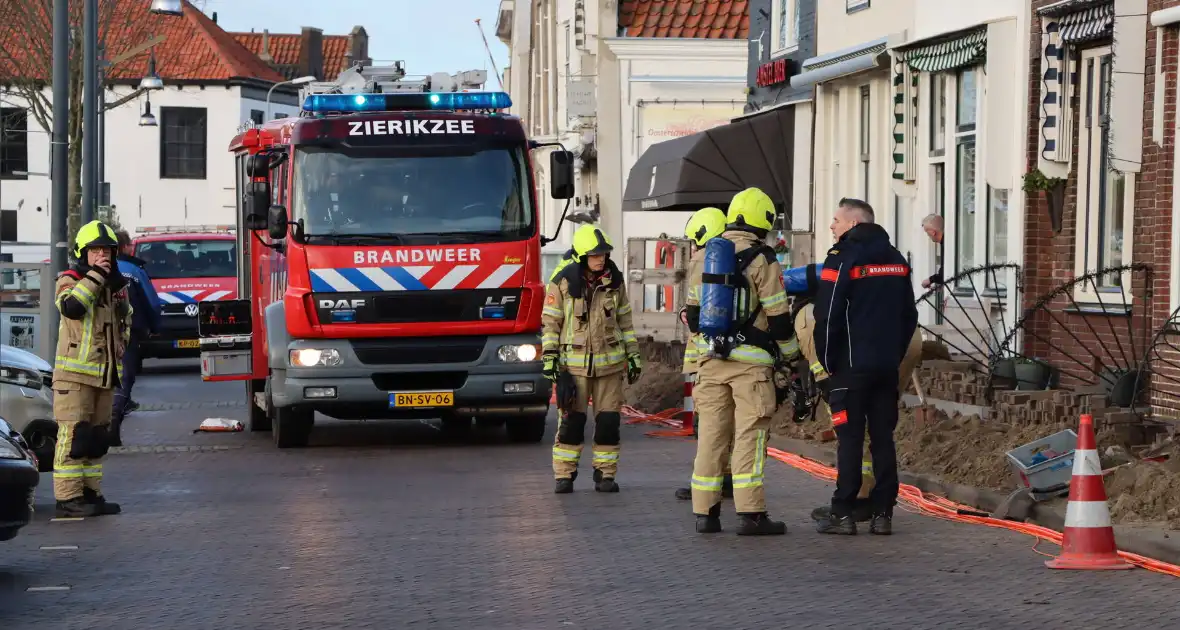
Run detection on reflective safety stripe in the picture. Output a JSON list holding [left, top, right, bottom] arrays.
[[691, 474, 724, 491], [541, 332, 560, 351], [82, 465, 102, 478], [59, 280, 97, 310], [542, 306, 564, 319], [592, 450, 619, 463], [777, 338, 800, 359], [693, 336, 775, 366], [809, 361, 827, 375], [687, 285, 700, 301], [53, 465, 84, 479], [761, 290, 787, 309], [754, 430, 766, 477], [622, 330, 638, 344], [730, 473, 764, 489], [617, 302, 632, 316], [552, 447, 581, 462], [560, 348, 627, 370], [861, 460, 874, 476]]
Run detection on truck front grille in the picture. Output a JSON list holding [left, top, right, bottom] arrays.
[[352, 337, 487, 365]]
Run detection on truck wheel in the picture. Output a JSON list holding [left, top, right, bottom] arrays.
[[505, 414, 546, 443], [273, 405, 313, 448], [249, 379, 272, 432]]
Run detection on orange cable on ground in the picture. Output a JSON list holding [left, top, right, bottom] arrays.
[[620, 406, 1180, 578]]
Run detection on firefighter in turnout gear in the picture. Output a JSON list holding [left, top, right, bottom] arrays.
[[686, 188, 799, 535], [52, 220, 133, 518], [542, 224, 641, 493], [674, 207, 733, 502]]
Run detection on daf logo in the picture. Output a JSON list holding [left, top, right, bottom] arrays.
[[185, 304, 199, 317], [319, 299, 365, 310], [485, 295, 517, 306]]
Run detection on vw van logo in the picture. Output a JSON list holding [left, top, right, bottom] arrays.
[[185, 304, 199, 317]]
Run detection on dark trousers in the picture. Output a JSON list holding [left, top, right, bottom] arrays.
[[828, 370, 900, 517], [112, 333, 143, 425]]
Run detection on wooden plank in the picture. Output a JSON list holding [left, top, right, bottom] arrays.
[[637, 268, 686, 284]]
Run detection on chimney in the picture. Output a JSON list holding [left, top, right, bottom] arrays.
[[346, 26, 370, 69], [258, 29, 272, 63], [212, 11, 217, 24], [299, 27, 324, 80]]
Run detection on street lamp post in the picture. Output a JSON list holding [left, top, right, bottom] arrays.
[[81, 0, 98, 226], [267, 75, 317, 120]]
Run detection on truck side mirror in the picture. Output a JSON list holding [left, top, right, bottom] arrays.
[[245, 154, 272, 178], [549, 151, 575, 199], [243, 181, 270, 231], [268, 204, 289, 240]]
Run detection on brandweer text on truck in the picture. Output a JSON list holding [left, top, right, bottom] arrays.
[[209, 64, 576, 449]]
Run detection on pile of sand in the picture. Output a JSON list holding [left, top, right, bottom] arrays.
[[624, 360, 684, 414]]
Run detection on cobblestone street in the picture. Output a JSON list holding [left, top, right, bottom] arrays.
[[1, 361, 1177, 629]]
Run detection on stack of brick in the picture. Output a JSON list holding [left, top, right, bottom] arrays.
[[637, 337, 685, 366], [911, 360, 990, 406], [991, 389, 1105, 426]]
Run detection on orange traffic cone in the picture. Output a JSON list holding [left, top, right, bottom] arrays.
[[1045, 414, 1133, 570], [680, 373, 695, 431]]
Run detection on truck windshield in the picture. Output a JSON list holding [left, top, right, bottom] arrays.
[[135, 239, 237, 279], [292, 145, 534, 244]]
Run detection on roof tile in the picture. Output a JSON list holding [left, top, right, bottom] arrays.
[[0, 0, 283, 84], [618, 0, 748, 39], [232, 32, 353, 81]]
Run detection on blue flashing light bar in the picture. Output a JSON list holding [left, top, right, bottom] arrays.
[[302, 91, 513, 113]]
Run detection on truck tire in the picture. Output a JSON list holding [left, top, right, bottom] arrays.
[[505, 414, 546, 443], [249, 379, 271, 432], [273, 405, 313, 448]]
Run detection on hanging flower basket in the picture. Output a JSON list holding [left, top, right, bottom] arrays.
[[1023, 169, 1067, 234]]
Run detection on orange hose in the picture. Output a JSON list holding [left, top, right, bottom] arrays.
[[621, 406, 1180, 578]]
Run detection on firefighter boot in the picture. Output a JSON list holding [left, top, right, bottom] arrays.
[[722, 474, 734, 499], [109, 416, 124, 448], [593, 468, 619, 493], [814, 510, 857, 535], [83, 488, 122, 515], [55, 497, 98, 518], [555, 470, 577, 494], [736, 512, 787, 536], [675, 487, 691, 500], [695, 503, 722, 533], [869, 513, 892, 535]]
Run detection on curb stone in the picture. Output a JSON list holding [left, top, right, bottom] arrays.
[[768, 435, 1180, 567]]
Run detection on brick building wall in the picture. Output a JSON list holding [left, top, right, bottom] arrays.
[[1021, 0, 1169, 397]]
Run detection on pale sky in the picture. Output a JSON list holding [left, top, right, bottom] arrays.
[[199, 0, 510, 88]]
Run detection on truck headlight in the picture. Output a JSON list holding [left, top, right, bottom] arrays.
[[497, 344, 539, 363], [289, 348, 343, 367], [0, 366, 43, 390]]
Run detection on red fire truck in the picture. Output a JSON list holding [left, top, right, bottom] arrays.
[[132, 225, 238, 361], [204, 63, 574, 448]]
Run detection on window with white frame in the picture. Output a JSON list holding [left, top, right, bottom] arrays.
[[929, 73, 947, 156], [1073, 46, 1134, 302], [953, 67, 979, 287], [771, 0, 800, 55], [859, 85, 871, 200]]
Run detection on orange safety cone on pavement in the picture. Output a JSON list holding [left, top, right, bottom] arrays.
[[1046, 413, 1133, 571]]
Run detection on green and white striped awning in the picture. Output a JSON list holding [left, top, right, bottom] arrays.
[[898, 27, 987, 73], [1059, 3, 1114, 43]]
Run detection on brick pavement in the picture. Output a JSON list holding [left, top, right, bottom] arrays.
[[1, 366, 1177, 629]]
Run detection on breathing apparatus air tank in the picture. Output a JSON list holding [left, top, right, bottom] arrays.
[[698, 237, 736, 338], [783, 264, 824, 295]]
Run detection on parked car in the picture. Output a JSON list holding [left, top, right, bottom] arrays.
[[0, 344, 56, 472], [0, 415, 40, 541]]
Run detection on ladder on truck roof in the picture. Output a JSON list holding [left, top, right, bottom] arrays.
[[135, 224, 236, 235], [300, 60, 488, 101]]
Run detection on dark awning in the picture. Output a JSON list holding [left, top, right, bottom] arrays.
[[622, 105, 794, 215]]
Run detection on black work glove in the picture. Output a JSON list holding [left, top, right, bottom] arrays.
[[626, 353, 642, 385]]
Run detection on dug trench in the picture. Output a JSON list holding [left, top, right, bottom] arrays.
[[624, 341, 1180, 532]]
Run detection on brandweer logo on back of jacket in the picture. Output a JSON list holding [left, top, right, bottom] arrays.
[[353, 248, 482, 264]]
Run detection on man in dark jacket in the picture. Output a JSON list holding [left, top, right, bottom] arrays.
[[111, 230, 162, 445], [812, 198, 918, 536]]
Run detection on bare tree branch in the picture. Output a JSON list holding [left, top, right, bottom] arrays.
[[104, 87, 145, 110]]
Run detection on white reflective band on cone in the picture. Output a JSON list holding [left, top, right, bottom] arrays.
[[1063, 500, 1114, 529]]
